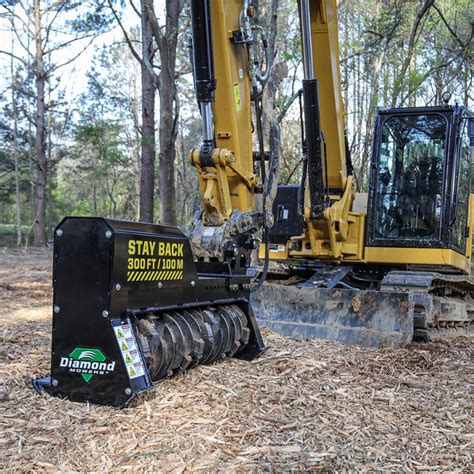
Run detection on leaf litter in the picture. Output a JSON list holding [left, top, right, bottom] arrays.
[[0, 248, 472, 471]]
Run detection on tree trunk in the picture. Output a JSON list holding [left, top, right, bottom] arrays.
[[158, 45, 178, 226], [33, 0, 47, 246], [267, 0, 279, 65], [147, 0, 181, 227], [12, 71, 21, 246], [262, 0, 281, 144], [139, 4, 156, 223]]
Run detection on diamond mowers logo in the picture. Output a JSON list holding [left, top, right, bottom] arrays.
[[60, 347, 116, 382]]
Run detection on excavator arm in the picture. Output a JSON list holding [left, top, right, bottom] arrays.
[[189, 0, 279, 272], [297, 0, 361, 261]]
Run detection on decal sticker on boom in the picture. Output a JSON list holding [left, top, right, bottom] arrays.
[[127, 239, 185, 282], [233, 83, 241, 111]]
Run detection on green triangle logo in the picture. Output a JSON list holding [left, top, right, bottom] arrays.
[[68, 347, 107, 383]]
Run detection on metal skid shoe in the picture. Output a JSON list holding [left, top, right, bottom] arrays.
[[33, 217, 265, 407]]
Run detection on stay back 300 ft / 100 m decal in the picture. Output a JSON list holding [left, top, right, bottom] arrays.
[[126, 239, 184, 283]]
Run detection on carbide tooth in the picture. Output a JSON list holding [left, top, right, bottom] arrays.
[[172, 311, 201, 369], [220, 305, 242, 355], [216, 307, 232, 357], [201, 307, 225, 364]]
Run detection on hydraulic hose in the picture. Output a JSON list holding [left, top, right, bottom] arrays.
[[251, 123, 280, 293]]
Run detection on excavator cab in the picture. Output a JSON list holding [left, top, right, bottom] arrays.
[[367, 106, 473, 263]]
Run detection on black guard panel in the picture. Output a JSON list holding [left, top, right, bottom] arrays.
[[269, 185, 305, 244]]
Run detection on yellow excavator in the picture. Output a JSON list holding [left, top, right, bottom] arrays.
[[34, 0, 473, 407], [252, 0, 474, 347]]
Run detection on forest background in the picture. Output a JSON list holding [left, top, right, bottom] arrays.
[[0, 0, 472, 246]]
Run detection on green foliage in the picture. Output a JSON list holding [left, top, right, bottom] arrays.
[[0, 224, 30, 236], [65, 1, 117, 33], [1, 0, 472, 244]]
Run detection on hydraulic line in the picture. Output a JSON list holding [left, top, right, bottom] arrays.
[[299, 0, 325, 219], [251, 123, 280, 293], [298, 89, 307, 218]]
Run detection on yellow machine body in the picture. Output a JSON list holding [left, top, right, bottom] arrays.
[[259, 0, 473, 275], [182, 0, 474, 348]]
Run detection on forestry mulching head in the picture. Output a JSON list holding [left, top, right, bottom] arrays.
[[33, 217, 265, 407]]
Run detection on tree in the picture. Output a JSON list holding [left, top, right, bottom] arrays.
[[139, 3, 156, 222], [109, 0, 185, 225], [66, 40, 142, 220], [145, 0, 184, 226], [0, 0, 114, 245]]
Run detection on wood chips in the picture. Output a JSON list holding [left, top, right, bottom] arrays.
[[0, 248, 472, 471]]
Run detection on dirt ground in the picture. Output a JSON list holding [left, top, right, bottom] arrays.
[[0, 248, 472, 471]]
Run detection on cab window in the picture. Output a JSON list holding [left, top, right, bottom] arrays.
[[374, 114, 446, 241]]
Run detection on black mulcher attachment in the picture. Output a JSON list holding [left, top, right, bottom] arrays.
[[33, 217, 265, 407]]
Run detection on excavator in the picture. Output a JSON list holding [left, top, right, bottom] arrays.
[[252, 0, 474, 347], [33, 0, 473, 407]]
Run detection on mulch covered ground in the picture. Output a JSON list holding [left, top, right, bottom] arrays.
[[1, 248, 472, 471]]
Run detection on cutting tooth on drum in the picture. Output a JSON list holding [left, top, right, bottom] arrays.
[[135, 305, 251, 382]]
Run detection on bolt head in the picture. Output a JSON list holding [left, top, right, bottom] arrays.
[[125, 387, 132, 396], [102, 310, 109, 318], [105, 230, 112, 238], [56, 229, 63, 237], [52, 379, 59, 387], [53, 305, 60, 314], [158, 282, 163, 288], [115, 283, 121, 291], [191, 280, 196, 287]]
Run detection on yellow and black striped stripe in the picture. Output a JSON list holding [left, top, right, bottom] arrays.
[[127, 270, 184, 283]]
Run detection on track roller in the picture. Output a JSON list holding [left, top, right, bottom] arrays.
[[136, 304, 251, 381]]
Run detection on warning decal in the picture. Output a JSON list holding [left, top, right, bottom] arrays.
[[127, 239, 185, 283], [233, 83, 241, 111], [113, 322, 145, 380]]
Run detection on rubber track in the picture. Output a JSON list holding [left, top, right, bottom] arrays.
[[381, 271, 474, 340]]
